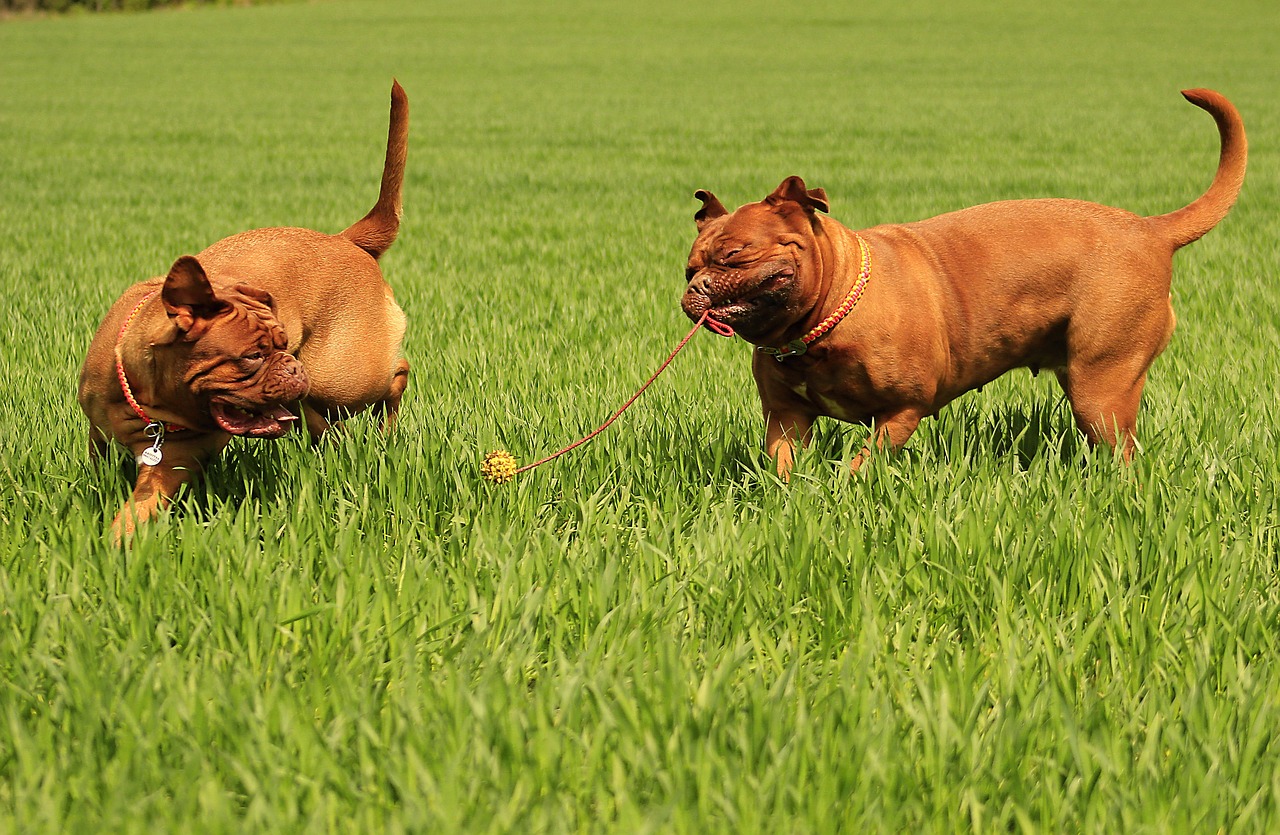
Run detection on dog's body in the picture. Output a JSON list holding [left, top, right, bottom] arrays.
[[682, 90, 1246, 476], [79, 81, 410, 539]]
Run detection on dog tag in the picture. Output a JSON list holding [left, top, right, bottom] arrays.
[[138, 422, 165, 467]]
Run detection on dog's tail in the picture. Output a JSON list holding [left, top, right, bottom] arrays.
[[1147, 89, 1247, 250], [342, 80, 409, 260]]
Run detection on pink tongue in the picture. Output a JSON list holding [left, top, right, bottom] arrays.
[[211, 401, 299, 437], [252, 405, 299, 438]]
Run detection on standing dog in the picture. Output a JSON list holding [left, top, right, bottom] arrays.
[[682, 89, 1246, 477], [79, 81, 410, 540]]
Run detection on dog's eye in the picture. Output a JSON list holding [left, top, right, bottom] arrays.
[[716, 247, 748, 267], [243, 352, 264, 362]]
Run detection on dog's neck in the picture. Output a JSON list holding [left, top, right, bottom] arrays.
[[787, 214, 858, 341], [114, 291, 200, 432], [811, 215, 844, 314], [753, 219, 873, 362]]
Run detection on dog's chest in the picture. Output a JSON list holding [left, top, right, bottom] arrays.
[[774, 360, 878, 424]]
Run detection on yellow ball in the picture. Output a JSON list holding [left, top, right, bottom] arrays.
[[481, 450, 518, 484]]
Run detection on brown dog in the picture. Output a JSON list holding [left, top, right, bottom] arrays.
[[79, 81, 410, 540], [682, 89, 1246, 477]]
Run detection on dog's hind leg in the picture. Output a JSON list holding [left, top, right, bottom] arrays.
[[374, 358, 410, 430], [1058, 294, 1173, 460], [1058, 362, 1150, 461]]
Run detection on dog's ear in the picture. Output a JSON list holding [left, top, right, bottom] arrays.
[[162, 256, 226, 335], [765, 176, 829, 214], [694, 189, 728, 230]]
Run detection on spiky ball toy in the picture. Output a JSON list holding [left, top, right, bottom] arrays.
[[481, 450, 519, 484]]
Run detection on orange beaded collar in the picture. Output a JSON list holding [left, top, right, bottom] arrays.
[[756, 233, 872, 361]]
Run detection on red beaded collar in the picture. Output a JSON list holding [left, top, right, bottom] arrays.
[[114, 290, 187, 434]]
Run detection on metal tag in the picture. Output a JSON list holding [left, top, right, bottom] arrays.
[[756, 338, 809, 362], [138, 422, 165, 466]]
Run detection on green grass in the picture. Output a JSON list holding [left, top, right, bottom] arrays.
[[2, 0, 1280, 831]]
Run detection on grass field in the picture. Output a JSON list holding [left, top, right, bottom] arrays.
[[2, 0, 1279, 831]]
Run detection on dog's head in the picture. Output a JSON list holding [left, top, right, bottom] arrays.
[[155, 255, 308, 438], [681, 175, 829, 340]]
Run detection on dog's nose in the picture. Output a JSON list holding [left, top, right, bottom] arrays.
[[275, 357, 309, 386], [691, 273, 712, 296]]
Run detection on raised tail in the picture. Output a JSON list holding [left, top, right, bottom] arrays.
[[1147, 88, 1247, 250], [342, 80, 409, 260]]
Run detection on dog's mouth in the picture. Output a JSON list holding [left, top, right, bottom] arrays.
[[210, 399, 300, 439], [706, 270, 794, 321], [708, 299, 759, 321]]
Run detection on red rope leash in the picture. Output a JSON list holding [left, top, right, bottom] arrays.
[[481, 311, 734, 483]]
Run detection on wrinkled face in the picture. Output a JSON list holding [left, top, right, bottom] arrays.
[[682, 201, 817, 340], [180, 289, 309, 438], [158, 255, 310, 439]]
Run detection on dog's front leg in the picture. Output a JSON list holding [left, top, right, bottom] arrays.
[[764, 410, 814, 482], [850, 408, 925, 473], [111, 434, 228, 544], [87, 427, 109, 462], [299, 402, 332, 443], [112, 463, 198, 545]]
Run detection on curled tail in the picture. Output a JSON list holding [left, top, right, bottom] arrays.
[[1148, 88, 1247, 250], [342, 80, 409, 260]]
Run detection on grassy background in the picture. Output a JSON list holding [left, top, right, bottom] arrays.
[[2, 0, 1279, 831]]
